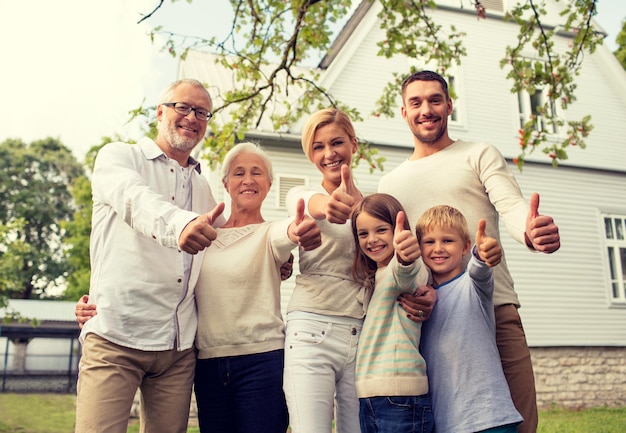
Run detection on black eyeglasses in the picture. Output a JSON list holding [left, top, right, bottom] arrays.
[[162, 102, 213, 122]]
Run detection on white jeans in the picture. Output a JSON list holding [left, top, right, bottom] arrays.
[[283, 311, 363, 433]]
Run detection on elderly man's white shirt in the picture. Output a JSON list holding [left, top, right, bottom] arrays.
[[82, 137, 222, 351]]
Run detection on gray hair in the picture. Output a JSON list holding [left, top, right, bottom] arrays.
[[158, 78, 211, 104], [220, 142, 274, 183]]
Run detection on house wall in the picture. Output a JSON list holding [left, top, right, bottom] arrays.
[[531, 347, 626, 409], [180, 0, 626, 409], [240, 142, 626, 348], [0, 301, 80, 374], [503, 163, 626, 346], [304, 0, 626, 343], [0, 338, 79, 372], [215, 141, 626, 409]]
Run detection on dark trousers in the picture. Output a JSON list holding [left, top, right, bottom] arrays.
[[195, 349, 288, 433]]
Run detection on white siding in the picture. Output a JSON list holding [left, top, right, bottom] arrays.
[[184, 0, 626, 348], [223, 141, 626, 347], [502, 162, 626, 346]]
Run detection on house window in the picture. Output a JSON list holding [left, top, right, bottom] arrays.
[[276, 175, 307, 209], [479, 0, 504, 13], [517, 87, 558, 134], [447, 75, 460, 124], [603, 214, 626, 304]]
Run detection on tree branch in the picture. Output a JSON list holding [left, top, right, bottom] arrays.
[[137, 0, 165, 24]]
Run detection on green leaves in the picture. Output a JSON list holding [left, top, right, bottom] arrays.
[[501, 0, 601, 169], [141, 0, 602, 171], [373, 1, 466, 118], [614, 18, 626, 69], [0, 138, 83, 303]]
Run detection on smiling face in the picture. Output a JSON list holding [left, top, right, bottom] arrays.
[[156, 82, 212, 161], [222, 152, 272, 213], [401, 79, 453, 151], [310, 122, 358, 193], [419, 224, 471, 286], [355, 211, 395, 268]]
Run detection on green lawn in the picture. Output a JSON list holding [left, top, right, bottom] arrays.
[[0, 393, 623, 433], [537, 405, 626, 433]]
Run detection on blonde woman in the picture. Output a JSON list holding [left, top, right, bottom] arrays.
[[283, 108, 367, 433]]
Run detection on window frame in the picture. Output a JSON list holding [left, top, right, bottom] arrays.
[[517, 86, 560, 135], [602, 213, 626, 306]]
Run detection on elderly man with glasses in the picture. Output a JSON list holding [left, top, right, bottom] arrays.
[[74, 78, 225, 433]]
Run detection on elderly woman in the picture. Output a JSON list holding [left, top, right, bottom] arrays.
[[76, 142, 320, 433], [193, 142, 320, 433]]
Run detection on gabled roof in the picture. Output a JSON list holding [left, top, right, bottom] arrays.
[[318, 0, 375, 69]]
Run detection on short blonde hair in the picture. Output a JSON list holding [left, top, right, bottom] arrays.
[[301, 108, 356, 162], [220, 142, 273, 183], [416, 205, 470, 244]]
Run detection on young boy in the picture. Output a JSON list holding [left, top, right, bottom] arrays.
[[416, 205, 523, 433]]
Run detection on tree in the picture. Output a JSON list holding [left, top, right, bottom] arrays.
[[0, 220, 31, 308], [60, 175, 93, 302], [0, 138, 84, 304], [138, 0, 603, 170], [615, 19, 626, 69]]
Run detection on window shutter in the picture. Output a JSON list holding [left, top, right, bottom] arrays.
[[276, 175, 307, 209]]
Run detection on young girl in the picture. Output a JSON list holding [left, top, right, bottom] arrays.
[[351, 193, 433, 433]]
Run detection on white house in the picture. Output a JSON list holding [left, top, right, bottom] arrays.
[[179, 0, 626, 409]]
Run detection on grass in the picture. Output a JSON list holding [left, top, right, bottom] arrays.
[[537, 405, 626, 433], [0, 393, 76, 433], [0, 393, 624, 432]]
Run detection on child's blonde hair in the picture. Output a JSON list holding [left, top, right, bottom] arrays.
[[350, 193, 411, 291], [415, 205, 470, 244]]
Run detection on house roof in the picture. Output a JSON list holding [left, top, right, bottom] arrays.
[[0, 321, 79, 340], [318, 0, 374, 69], [0, 299, 76, 322], [0, 299, 79, 340]]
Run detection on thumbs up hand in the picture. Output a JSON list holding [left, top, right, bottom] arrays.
[[325, 165, 360, 224], [525, 192, 561, 253], [179, 202, 225, 254], [289, 198, 322, 251], [393, 211, 420, 265], [475, 219, 502, 267]]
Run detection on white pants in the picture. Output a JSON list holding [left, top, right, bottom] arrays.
[[283, 311, 362, 433]]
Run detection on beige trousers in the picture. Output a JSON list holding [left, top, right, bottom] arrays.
[[75, 333, 195, 433]]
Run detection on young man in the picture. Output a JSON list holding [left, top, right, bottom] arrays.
[[378, 70, 560, 433]]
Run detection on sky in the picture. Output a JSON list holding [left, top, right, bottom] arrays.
[[0, 0, 623, 161]]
